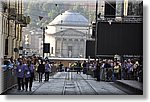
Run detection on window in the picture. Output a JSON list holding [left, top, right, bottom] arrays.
[[68, 39, 72, 41], [63, 38, 67, 41], [74, 39, 78, 42]]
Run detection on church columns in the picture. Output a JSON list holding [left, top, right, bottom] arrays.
[[54, 30, 87, 58]]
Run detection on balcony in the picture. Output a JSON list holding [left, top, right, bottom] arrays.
[[16, 14, 23, 24], [8, 8, 17, 20], [16, 14, 30, 27], [1, 2, 7, 13]]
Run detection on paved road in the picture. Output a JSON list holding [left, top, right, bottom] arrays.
[[5, 72, 129, 95]]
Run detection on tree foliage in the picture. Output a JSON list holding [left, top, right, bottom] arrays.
[[24, 2, 95, 28]]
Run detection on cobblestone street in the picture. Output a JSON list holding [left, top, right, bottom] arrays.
[[5, 72, 141, 95]]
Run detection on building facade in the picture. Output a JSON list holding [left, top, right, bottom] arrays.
[[0, 0, 30, 61], [0, 0, 30, 93], [46, 10, 89, 58], [22, 28, 43, 57]]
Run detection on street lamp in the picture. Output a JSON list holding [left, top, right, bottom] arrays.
[[95, 0, 98, 59], [39, 16, 48, 58], [41, 26, 48, 58]]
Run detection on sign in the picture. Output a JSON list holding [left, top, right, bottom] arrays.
[[86, 40, 95, 58], [43, 43, 50, 53]]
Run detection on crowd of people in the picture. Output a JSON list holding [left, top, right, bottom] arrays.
[[57, 57, 143, 82], [81, 58, 143, 82], [2, 56, 143, 91], [3, 56, 52, 91]]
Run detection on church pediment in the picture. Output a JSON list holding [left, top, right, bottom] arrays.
[[54, 28, 86, 37]]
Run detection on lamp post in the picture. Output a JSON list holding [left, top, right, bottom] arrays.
[[95, 0, 98, 59], [39, 16, 48, 58], [41, 27, 48, 58]]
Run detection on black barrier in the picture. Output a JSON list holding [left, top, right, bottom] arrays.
[[96, 22, 143, 55], [86, 40, 95, 59]]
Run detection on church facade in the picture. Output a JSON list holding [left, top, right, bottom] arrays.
[[45, 10, 90, 58]]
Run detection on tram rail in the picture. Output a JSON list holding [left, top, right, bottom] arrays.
[[77, 74, 99, 95], [62, 72, 98, 95]]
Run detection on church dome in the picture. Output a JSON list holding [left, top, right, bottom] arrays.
[[49, 10, 89, 26]]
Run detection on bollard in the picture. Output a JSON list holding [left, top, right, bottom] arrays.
[[112, 72, 115, 81], [70, 71, 72, 80], [67, 71, 69, 80]]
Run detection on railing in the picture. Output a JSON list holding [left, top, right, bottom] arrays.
[[86, 66, 143, 82], [1, 65, 17, 94], [98, 16, 143, 23], [0, 65, 58, 94]]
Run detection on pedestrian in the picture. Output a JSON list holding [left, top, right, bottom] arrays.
[[92, 61, 97, 78], [77, 61, 81, 74], [126, 59, 133, 80], [114, 62, 120, 80], [122, 60, 128, 80], [29, 61, 35, 91], [82, 61, 87, 74], [24, 60, 34, 91], [95, 62, 101, 81], [15, 60, 25, 91], [45, 60, 51, 81], [37, 60, 45, 82], [133, 61, 139, 80], [34, 60, 39, 81], [104, 60, 111, 81], [107, 69, 113, 81], [59, 62, 63, 72]]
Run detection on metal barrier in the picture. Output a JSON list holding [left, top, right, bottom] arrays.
[[1, 65, 58, 93], [50, 66, 57, 76], [87, 67, 114, 82], [1, 66, 17, 94], [100, 68, 114, 81]]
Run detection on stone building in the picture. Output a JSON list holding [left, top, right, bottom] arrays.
[[45, 10, 90, 58], [0, 0, 30, 94], [0, 0, 30, 60], [22, 28, 43, 57]]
